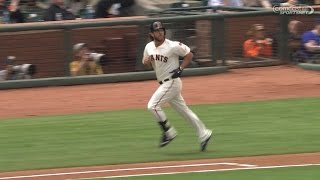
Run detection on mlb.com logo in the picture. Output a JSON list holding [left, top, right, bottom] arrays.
[[273, 5, 314, 15]]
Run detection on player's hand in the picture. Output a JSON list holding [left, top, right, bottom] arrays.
[[143, 56, 152, 65], [170, 67, 183, 78]]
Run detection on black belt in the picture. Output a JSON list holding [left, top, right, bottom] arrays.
[[159, 77, 177, 85]]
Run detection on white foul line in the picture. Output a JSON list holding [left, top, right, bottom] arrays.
[[0, 162, 254, 180], [80, 163, 320, 180], [220, 163, 256, 167]]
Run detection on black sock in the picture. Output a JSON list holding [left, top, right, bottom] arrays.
[[158, 120, 171, 132]]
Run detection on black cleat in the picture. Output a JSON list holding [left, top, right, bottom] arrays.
[[159, 134, 176, 147], [159, 128, 177, 148], [200, 130, 212, 152]]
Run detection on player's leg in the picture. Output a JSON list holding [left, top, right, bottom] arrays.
[[147, 80, 179, 147], [169, 93, 212, 151]]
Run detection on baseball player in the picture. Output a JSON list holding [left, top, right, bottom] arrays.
[[142, 21, 212, 151]]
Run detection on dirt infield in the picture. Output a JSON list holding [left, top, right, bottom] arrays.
[[0, 153, 319, 179], [1, 65, 320, 119], [0, 65, 320, 179]]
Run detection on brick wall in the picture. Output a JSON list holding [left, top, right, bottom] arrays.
[[195, 20, 212, 59]]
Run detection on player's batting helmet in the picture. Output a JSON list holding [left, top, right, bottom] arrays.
[[150, 21, 166, 34]]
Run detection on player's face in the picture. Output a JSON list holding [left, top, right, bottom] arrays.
[[152, 29, 165, 42]]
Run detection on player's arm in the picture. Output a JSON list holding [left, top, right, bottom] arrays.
[[142, 55, 153, 69], [176, 42, 193, 70], [142, 48, 153, 70], [180, 52, 193, 70], [170, 42, 193, 78]]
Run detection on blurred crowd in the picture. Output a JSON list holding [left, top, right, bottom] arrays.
[[0, 0, 136, 23], [242, 19, 320, 64], [206, 0, 319, 7], [1, 0, 320, 24]]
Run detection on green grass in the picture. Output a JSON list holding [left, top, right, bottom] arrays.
[[104, 165, 320, 180], [0, 97, 320, 172]]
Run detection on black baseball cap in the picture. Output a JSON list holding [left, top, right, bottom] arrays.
[[150, 21, 165, 32]]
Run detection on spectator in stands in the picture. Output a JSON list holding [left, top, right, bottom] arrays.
[[300, 18, 320, 63], [0, 0, 8, 21], [228, 0, 244, 6], [19, 0, 47, 22], [0, 56, 36, 81], [288, 20, 304, 63], [0, 0, 25, 23], [118, 0, 134, 17], [43, 0, 76, 21], [64, 0, 89, 18], [243, 0, 272, 8], [35, 0, 50, 9], [299, 0, 315, 5], [170, 0, 190, 8], [207, 0, 244, 7], [0, 65, 36, 80], [270, 0, 298, 6], [69, 43, 104, 76], [0, 64, 14, 81], [207, 0, 225, 6], [243, 24, 273, 59], [8, 0, 25, 23], [95, 0, 135, 18]]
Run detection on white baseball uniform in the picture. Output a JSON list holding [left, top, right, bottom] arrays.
[[143, 38, 211, 142]]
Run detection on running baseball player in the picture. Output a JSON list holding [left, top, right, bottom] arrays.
[[142, 21, 212, 151]]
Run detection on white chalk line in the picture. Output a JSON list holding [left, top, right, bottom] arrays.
[[0, 162, 254, 180], [80, 163, 320, 180], [220, 163, 256, 167]]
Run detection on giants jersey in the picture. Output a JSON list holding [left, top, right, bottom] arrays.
[[143, 39, 190, 81]]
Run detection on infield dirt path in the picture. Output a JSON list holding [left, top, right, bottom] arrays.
[[1, 65, 320, 119], [0, 153, 319, 179], [0, 65, 319, 179]]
